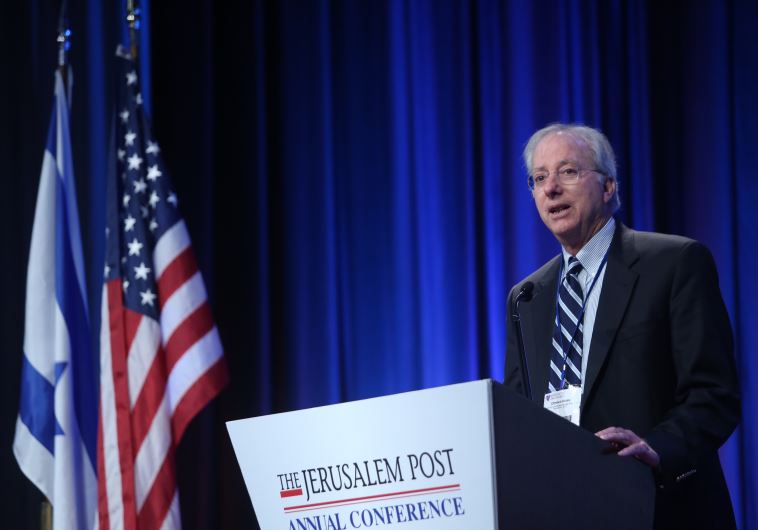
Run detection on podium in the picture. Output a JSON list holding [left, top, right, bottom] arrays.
[[227, 380, 654, 529]]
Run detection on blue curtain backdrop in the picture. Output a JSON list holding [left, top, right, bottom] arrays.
[[1, 1, 755, 529]]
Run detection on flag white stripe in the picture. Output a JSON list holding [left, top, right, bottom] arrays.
[[12, 417, 55, 498], [127, 317, 162, 409], [100, 289, 125, 530], [22, 150, 58, 382], [134, 393, 172, 511], [168, 327, 223, 412], [154, 220, 190, 279], [53, 398, 99, 530], [160, 272, 207, 343]]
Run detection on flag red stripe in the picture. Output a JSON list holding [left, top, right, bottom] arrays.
[[172, 357, 229, 442], [97, 408, 111, 530], [157, 247, 198, 305], [130, 346, 168, 455], [164, 301, 215, 373], [107, 280, 139, 530], [137, 444, 177, 530]]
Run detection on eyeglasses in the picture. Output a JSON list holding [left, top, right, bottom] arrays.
[[527, 167, 602, 191]]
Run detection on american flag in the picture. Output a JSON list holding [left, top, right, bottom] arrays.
[[97, 47, 229, 530]]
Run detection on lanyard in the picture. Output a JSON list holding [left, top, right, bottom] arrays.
[[553, 250, 609, 389]]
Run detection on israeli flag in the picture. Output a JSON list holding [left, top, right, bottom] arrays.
[[13, 70, 98, 530]]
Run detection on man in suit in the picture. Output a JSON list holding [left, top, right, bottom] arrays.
[[504, 123, 740, 528]]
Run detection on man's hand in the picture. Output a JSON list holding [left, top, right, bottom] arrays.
[[595, 426, 660, 468]]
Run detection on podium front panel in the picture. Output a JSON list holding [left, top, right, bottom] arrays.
[[228, 380, 500, 529]]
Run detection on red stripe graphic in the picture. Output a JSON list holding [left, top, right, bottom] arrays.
[[283, 484, 461, 513], [281, 488, 304, 498]]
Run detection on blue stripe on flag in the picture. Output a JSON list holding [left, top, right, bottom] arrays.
[[18, 355, 56, 454], [53, 134, 99, 469]]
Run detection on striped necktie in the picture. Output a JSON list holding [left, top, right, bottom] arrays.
[[548, 257, 584, 391]]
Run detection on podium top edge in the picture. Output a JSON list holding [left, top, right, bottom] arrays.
[[225, 378, 499, 426]]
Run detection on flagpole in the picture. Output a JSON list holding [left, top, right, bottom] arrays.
[[126, 0, 140, 59]]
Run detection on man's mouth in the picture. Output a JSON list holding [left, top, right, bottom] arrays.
[[548, 204, 570, 215]]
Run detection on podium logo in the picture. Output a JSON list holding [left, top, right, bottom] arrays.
[[277, 448, 455, 503]]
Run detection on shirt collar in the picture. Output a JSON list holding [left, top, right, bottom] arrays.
[[561, 217, 615, 278]]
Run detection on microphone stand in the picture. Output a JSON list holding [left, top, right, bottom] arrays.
[[511, 283, 534, 400]]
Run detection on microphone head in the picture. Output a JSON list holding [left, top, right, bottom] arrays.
[[518, 281, 534, 302]]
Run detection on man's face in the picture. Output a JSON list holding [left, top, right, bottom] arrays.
[[530, 132, 615, 254]]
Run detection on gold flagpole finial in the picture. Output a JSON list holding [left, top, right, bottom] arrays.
[[40, 500, 52, 530]]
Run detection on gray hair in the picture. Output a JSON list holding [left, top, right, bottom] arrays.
[[523, 123, 621, 212]]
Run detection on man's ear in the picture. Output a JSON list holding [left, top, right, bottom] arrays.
[[603, 176, 616, 204]]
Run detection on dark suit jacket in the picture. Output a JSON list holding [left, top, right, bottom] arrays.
[[505, 221, 740, 529]]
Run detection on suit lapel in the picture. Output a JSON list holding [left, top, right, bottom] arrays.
[[582, 224, 639, 407], [522, 256, 561, 404]]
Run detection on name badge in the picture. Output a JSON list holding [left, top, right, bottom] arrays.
[[543, 385, 582, 426]]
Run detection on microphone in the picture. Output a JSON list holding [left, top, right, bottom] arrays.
[[511, 281, 534, 400], [515, 282, 534, 306]]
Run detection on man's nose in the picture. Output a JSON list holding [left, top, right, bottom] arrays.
[[541, 173, 562, 196]]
